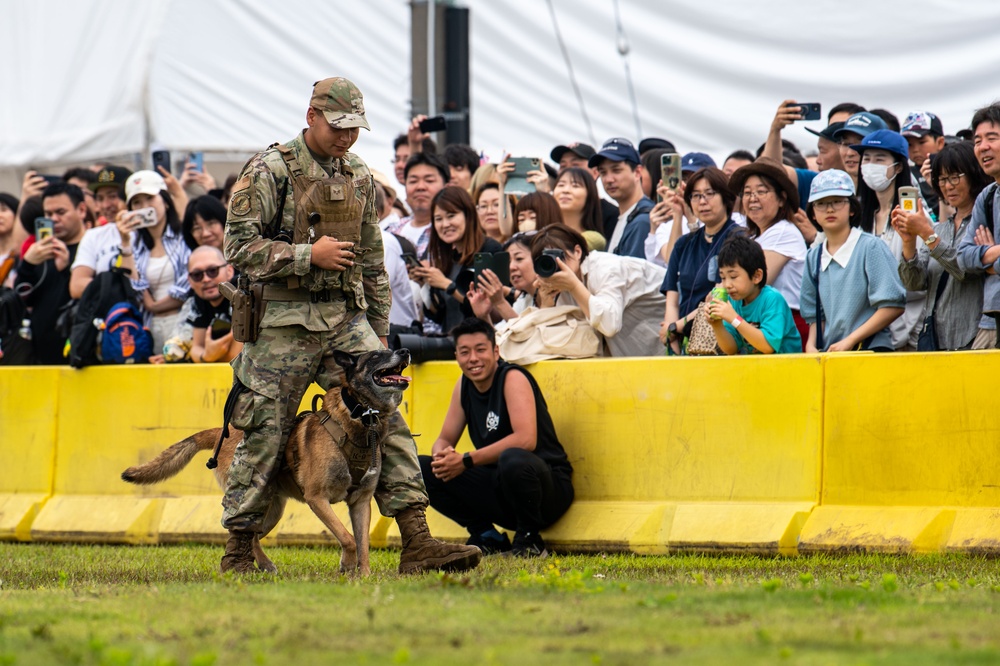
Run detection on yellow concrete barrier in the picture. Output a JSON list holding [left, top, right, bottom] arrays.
[[798, 351, 1000, 554], [410, 356, 824, 554], [0, 367, 59, 540], [17, 364, 408, 547]]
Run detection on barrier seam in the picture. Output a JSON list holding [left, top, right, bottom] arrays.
[[817, 355, 826, 507]]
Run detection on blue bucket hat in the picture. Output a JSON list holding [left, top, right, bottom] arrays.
[[832, 112, 888, 140], [588, 138, 641, 168], [808, 169, 855, 203], [849, 129, 910, 162]]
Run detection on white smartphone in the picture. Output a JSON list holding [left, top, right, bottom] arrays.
[[898, 186, 919, 214], [133, 207, 159, 228]]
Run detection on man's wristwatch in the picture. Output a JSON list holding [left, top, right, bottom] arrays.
[[922, 233, 939, 247], [462, 452, 474, 469]]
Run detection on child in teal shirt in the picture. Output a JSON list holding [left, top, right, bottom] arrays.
[[707, 234, 802, 354]]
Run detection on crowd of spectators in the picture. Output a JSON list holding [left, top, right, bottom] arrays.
[[4, 98, 1000, 365]]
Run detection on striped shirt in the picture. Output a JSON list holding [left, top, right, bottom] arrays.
[[130, 224, 192, 302]]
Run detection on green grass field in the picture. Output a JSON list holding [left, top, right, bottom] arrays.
[[2, 543, 999, 666]]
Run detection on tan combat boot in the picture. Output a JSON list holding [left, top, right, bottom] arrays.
[[219, 530, 257, 574], [396, 507, 482, 574]]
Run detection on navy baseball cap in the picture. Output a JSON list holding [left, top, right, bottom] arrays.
[[588, 138, 640, 168], [849, 129, 910, 162], [833, 112, 888, 140], [681, 152, 716, 173]]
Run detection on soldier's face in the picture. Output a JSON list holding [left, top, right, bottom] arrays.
[[306, 107, 360, 159]]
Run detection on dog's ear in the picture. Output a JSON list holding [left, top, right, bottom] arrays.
[[333, 349, 359, 371]]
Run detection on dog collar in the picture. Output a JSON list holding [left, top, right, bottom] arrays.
[[340, 387, 381, 427]]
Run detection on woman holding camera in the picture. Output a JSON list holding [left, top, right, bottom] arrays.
[[531, 224, 666, 357], [116, 170, 191, 352], [410, 186, 502, 333], [659, 167, 739, 354]]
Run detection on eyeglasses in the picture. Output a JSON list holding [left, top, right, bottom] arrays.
[[689, 190, 717, 202], [742, 189, 773, 200], [476, 202, 501, 212], [936, 173, 966, 187], [188, 264, 227, 282], [813, 198, 849, 211]]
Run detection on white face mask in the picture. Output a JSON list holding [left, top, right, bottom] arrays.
[[861, 163, 897, 192]]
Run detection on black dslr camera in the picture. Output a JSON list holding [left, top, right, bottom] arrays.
[[533, 249, 565, 278]]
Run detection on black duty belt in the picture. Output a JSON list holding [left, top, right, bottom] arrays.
[[261, 284, 345, 303]]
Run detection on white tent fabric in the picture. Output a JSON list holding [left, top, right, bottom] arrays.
[[3, 0, 1000, 175]]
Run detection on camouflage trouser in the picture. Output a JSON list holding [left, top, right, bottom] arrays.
[[221, 309, 428, 532]]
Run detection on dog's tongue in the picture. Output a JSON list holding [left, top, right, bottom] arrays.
[[385, 374, 412, 383]]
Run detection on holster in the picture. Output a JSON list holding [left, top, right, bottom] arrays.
[[224, 278, 265, 343]]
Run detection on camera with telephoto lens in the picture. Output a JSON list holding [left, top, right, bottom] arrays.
[[533, 248, 566, 278], [390, 333, 455, 364]]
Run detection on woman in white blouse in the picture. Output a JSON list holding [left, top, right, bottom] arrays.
[[728, 158, 808, 347], [530, 224, 666, 357]]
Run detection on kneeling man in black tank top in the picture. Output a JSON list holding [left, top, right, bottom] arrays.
[[418, 318, 574, 557]]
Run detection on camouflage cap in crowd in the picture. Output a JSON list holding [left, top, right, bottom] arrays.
[[310, 78, 370, 131], [89, 165, 132, 195]]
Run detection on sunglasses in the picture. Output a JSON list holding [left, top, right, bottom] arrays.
[[188, 264, 227, 282]]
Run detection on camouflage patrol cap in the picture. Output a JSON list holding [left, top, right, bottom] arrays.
[[310, 77, 370, 131]]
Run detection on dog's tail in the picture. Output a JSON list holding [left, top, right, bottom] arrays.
[[121, 429, 220, 485]]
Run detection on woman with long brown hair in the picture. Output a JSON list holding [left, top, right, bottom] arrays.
[[410, 186, 502, 333]]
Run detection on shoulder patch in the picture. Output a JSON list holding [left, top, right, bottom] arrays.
[[229, 176, 253, 216]]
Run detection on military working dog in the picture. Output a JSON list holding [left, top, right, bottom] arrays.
[[122, 348, 412, 575]]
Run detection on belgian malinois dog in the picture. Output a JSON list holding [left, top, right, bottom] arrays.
[[122, 348, 412, 575]]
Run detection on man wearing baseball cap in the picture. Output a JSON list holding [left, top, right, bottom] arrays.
[[588, 137, 654, 258], [220, 77, 481, 576], [833, 112, 889, 186], [89, 165, 132, 227], [902, 111, 946, 217]]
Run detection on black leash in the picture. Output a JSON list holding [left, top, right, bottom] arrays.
[[207, 378, 249, 470]]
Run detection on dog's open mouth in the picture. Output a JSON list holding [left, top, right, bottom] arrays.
[[374, 361, 412, 389]]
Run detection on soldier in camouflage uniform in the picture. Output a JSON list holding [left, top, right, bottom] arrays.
[[221, 77, 481, 575]]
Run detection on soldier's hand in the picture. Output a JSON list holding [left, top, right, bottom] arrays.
[[310, 236, 355, 271]]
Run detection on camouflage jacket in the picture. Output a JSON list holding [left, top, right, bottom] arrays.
[[224, 131, 390, 336]]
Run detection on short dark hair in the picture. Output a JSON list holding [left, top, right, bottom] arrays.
[[971, 103, 1000, 134], [930, 141, 993, 203], [0, 192, 20, 215], [404, 151, 450, 183], [394, 133, 437, 154], [182, 195, 229, 249], [18, 195, 43, 235], [755, 138, 801, 159], [806, 194, 863, 229], [717, 232, 767, 286], [829, 102, 866, 121], [782, 149, 808, 170], [725, 149, 755, 164], [41, 182, 85, 207], [870, 108, 900, 133], [451, 316, 496, 346], [443, 144, 480, 176], [62, 167, 96, 186], [530, 223, 589, 263], [683, 167, 737, 218]]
